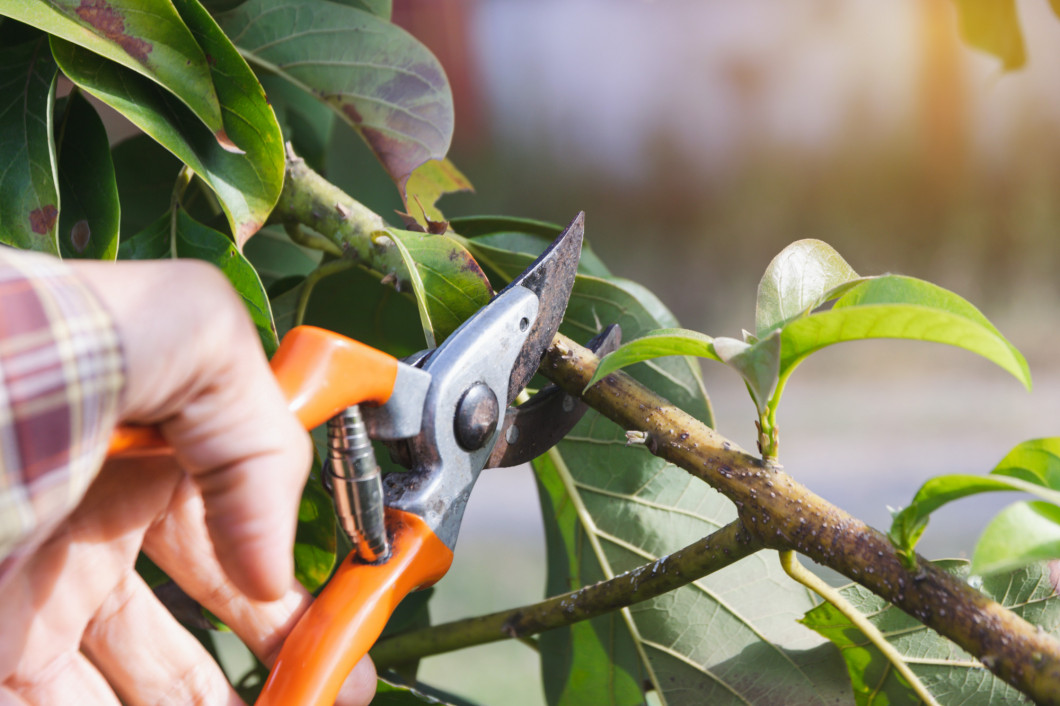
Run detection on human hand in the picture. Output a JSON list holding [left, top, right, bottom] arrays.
[[0, 260, 375, 705]]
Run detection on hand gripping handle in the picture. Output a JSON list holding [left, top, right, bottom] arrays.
[[108, 325, 400, 455], [256, 509, 454, 705]]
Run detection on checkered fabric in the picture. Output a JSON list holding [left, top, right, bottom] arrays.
[[0, 247, 124, 573]]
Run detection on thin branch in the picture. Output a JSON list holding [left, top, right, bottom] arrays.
[[371, 520, 762, 668], [779, 550, 940, 706], [541, 332, 1060, 705]]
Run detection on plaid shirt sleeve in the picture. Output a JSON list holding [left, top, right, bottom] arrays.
[[0, 247, 125, 568]]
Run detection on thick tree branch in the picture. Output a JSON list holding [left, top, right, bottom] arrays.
[[371, 520, 762, 668], [541, 332, 1060, 704], [270, 147, 414, 284]]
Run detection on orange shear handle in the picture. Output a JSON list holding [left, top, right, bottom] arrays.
[[108, 325, 400, 455], [256, 509, 454, 706]]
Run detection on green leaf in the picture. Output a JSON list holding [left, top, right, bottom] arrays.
[[460, 219, 612, 280], [802, 559, 1060, 704], [403, 158, 472, 228], [972, 502, 1060, 576], [0, 38, 59, 254], [294, 456, 337, 592], [380, 228, 493, 346], [889, 439, 1060, 567], [778, 275, 1031, 389], [332, 0, 391, 19], [119, 211, 278, 354], [952, 0, 1025, 71], [54, 91, 118, 259], [52, 0, 284, 246], [262, 74, 336, 174], [587, 327, 782, 415], [755, 239, 861, 337], [587, 328, 720, 388], [2, 0, 231, 145], [218, 0, 453, 193], [111, 134, 182, 236], [287, 260, 425, 358]]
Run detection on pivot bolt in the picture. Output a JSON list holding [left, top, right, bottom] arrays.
[[455, 382, 499, 450]]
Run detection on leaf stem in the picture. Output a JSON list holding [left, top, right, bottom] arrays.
[[293, 259, 355, 328], [371, 520, 761, 668], [169, 167, 194, 257], [537, 447, 666, 698], [779, 550, 940, 706]]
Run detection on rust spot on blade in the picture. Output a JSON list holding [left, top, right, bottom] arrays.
[[29, 205, 58, 235], [75, 0, 152, 63], [70, 220, 91, 252], [214, 130, 244, 154]]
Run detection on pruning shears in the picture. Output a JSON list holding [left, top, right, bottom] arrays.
[[109, 213, 617, 705]]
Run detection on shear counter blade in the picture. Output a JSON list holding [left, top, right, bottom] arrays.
[[488, 324, 621, 468]]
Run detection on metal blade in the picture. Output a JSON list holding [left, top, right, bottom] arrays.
[[501, 211, 584, 404], [487, 324, 621, 468]]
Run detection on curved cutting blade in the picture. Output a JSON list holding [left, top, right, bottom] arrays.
[[501, 212, 584, 404], [487, 324, 621, 468]]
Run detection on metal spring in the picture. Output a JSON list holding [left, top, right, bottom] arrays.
[[326, 405, 390, 563]]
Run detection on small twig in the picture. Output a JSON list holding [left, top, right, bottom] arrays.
[[779, 550, 940, 706], [371, 520, 762, 668]]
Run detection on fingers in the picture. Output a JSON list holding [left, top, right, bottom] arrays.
[[5, 652, 119, 706], [72, 259, 313, 602], [80, 568, 242, 706], [143, 473, 311, 661], [144, 476, 377, 705]]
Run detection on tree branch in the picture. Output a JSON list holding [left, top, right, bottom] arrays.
[[371, 520, 762, 668], [541, 332, 1060, 704]]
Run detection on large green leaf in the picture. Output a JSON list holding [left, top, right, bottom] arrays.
[[0, 38, 59, 254], [52, 0, 284, 246], [118, 211, 277, 354], [952, 0, 1025, 71], [382, 228, 492, 346], [55, 91, 119, 259], [1, 0, 231, 145], [217, 0, 452, 193], [755, 238, 861, 337], [802, 559, 1060, 704]]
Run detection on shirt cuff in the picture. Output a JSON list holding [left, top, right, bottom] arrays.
[[0, 247, 126, 566]]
